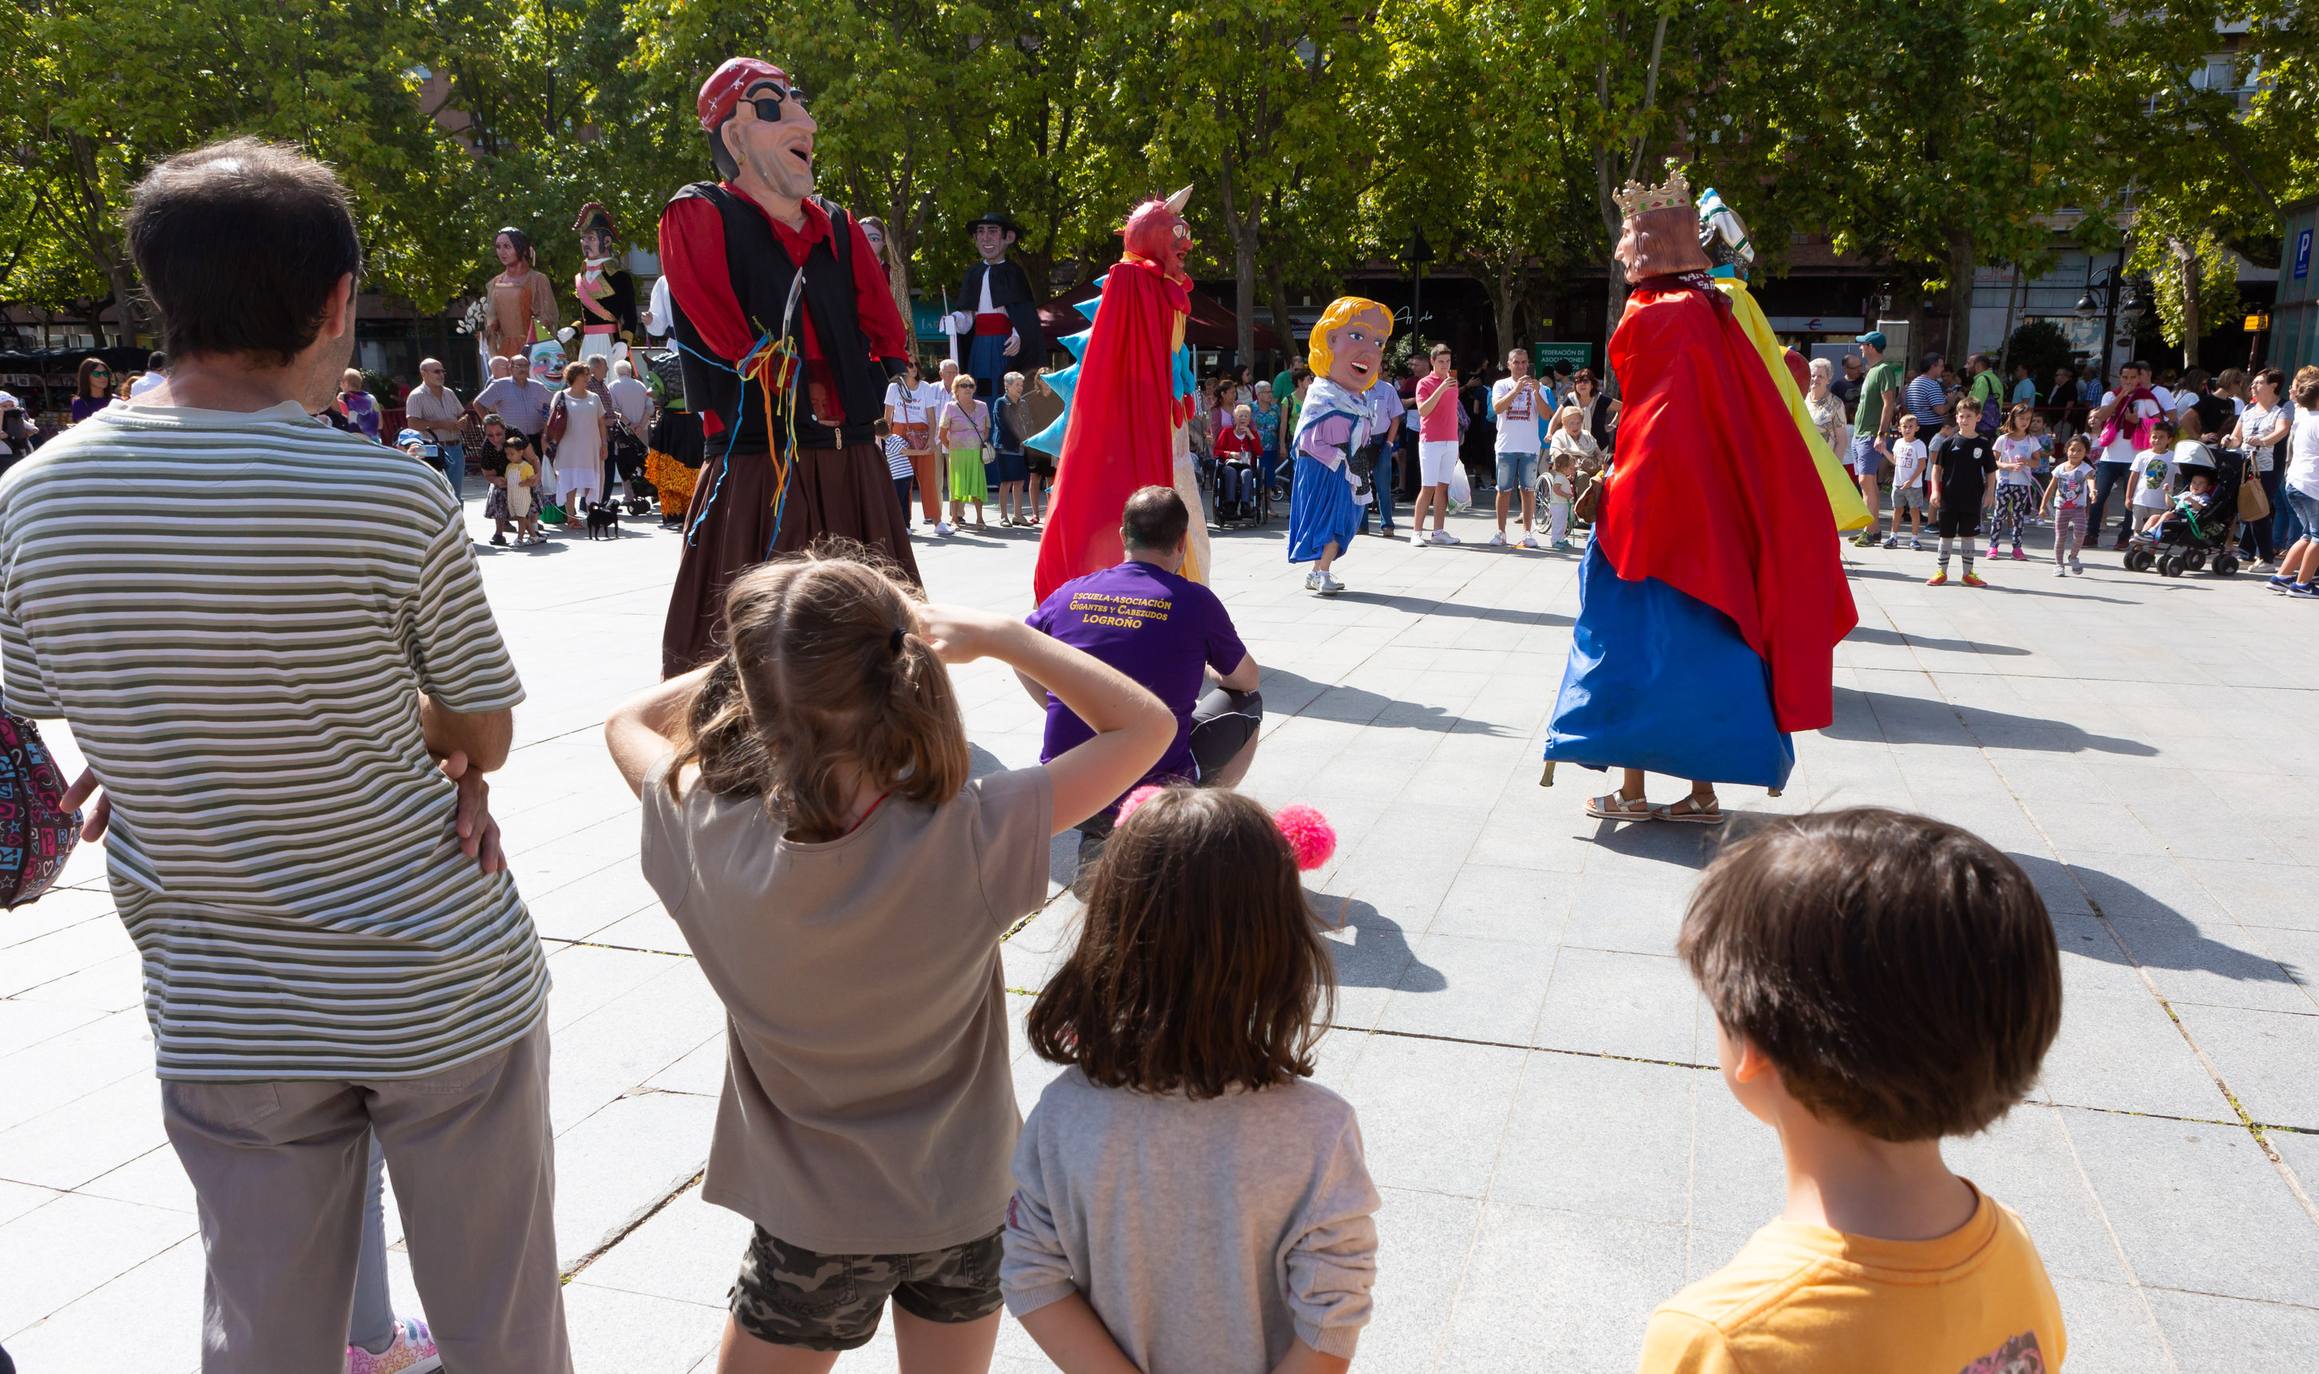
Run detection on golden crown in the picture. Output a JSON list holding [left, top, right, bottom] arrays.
[[1614, 164, 1693, 218]]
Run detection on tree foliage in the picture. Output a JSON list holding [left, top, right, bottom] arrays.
[[5, 0, 2314, 370]]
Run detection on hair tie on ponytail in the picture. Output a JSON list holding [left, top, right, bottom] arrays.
[[890, 627, 907, 655]]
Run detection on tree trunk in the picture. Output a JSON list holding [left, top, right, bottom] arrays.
[[2172, 237, 2201, 368], [1216, 143, 1258, 368], [1944, 227, 1976, 366], [1492, 250, 1519, 360], [1262, 258, 1296, 371]]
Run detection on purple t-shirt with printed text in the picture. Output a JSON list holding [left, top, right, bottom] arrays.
[[1028, 560, 1249, 787]]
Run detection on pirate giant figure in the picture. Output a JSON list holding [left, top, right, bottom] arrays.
[[657, 57, 922, 677], [944, 213, 1046, 403]]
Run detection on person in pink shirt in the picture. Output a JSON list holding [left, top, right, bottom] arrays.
[[1410, 343, 1463, 545]]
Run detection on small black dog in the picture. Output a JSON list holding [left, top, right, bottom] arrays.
[[585, 499, 620, 540]]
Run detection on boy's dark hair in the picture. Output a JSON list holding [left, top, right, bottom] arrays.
[[125, 138, 363, 367], [1679, 807, 2060, 1142], [1028, 787, 1334, 1098], [1120, 485, 1190, 552], [2150, 419, 2177, 440]]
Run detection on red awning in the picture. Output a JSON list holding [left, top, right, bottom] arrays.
[[1036, 286, 1281, 353]]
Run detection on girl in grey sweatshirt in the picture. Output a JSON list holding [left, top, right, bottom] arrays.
[[1001, 786, 1380, 1373]]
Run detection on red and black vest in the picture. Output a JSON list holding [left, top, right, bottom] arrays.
[[666, 184, 886, 450]]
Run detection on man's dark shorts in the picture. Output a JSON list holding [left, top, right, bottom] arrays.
[[1076, 686, 1265, 850], [729, 1225, 1004, 1352]]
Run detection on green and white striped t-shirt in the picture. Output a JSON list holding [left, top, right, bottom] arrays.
[[0, 401, 547, 1081]]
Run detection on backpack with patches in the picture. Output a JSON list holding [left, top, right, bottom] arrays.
[[0, 713, 78, 908]]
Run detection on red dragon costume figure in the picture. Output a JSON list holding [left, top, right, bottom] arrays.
[[1028, 186, 1206, 605]]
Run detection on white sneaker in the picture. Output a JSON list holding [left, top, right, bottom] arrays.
[[1488, 531, 1509, 546], [936, 521, 955, 537], [1319, 572, 1344, 595], [1430, 529, 1460, 545], [1519, 533, 1541, 549], [1304, 570, 1324, 592]]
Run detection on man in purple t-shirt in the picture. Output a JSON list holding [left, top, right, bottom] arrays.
[[1025, 485, 1261, 863]]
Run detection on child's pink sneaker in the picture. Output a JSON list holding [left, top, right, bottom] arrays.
[[347, 1317, 441, 1374]]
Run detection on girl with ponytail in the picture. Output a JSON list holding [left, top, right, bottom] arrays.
[[605, 542, 1171, 1370]]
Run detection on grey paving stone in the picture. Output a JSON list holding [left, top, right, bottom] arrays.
[[550, 1090, 716, 1273], [1529, 947, 1704, 1065], [0, 1191, 195, 1337], [569, 1182, 749, 1306], [1489, 1052, 1696, 1226], [2037, 986, 2229, 1119], [1683, 1082, 1790, 1237], [0, 1071, 169, 1191], [0, 1234, 202, 1373], [559, 1279, 722, 1374], [1355, 1187, 1483, 1372], [2169, 1002, 2319, 1131], [2144, 1286, 2319, 1374], [2060, 1107, 2319, 1308], [2266, 1126, 2319, 1203], [1376, 934, 1550, 1045], [1327, 1035, 1522, 1198], [1948, 1104, 2136, 1284], [547, 960, 727, 1134], [1426, 863, 1574, 946], [2044, 1276, 2171, 1374], [1434, 1202, 1685, 1372]]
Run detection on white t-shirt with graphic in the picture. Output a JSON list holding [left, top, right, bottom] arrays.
[[1889, 437, 1928, 490], [1490, 377, 1544, 455]]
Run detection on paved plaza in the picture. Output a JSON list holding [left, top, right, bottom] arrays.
[[4, 493, 2318, 1371]]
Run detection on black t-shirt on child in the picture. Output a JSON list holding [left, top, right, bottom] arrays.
[[1929, 432, 1996, 505]]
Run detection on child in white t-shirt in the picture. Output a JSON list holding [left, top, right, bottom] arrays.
[[1543, 451, 1578, 550], [1989, 404, 2040, 560], [2038, 435, 2095, 575], [1883, 414, 1929, 549], [2126, 420, 2179, 538]]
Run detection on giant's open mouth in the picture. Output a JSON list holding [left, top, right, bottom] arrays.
[[788, 144, 813, 171]]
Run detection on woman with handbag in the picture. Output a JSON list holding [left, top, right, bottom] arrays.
[[938, 371, 992, 531], [2227, 367, 2289, 569], [546, 361, 610, 523]]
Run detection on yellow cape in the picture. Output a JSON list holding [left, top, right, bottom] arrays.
[[1713, 277, 1873, 531]]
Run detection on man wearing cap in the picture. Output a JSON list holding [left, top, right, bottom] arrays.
[[658, 56, 921, 677], [945, 212, 1047, 408], [1849, 330, 1903, 547]]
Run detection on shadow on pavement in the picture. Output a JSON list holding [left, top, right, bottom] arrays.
[[1310, 891, 1444, 992], [2012, 853, 2297, 986], [1266, 666, 1510, 736], [1824, 688, 2157, 756], [1845, 625, 2030, 655], [1845, 564, 2136, 603], [1334, 589, 1569, 628]]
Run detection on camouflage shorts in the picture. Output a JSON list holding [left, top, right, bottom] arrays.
[[728, 1226, 1004, 1351]]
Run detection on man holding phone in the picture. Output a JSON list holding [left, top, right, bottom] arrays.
[[1412, 343, 1462, 544], [1490, 347, 1545, 548]]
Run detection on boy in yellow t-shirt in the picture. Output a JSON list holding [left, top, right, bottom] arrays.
[[1642, 808, 2067, 1373]]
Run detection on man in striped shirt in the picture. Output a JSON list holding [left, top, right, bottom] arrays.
[[0, 140, 570, 1372]]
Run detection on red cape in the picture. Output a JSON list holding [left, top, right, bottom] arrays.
[[1032, 259, 1189, 604], [1597, 282, 1857, 732]]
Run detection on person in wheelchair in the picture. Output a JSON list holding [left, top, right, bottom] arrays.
[[1213, 402, 1263, 522]]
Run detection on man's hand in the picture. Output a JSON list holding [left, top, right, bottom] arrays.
[[1003, 331, 1021, 357], [61, 767, 111, 843], [916, 603, 1020, 666], [436, 750, 505, 874]]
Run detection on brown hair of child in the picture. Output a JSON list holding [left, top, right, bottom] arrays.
[[672, 544, 968, 842], [1028, 786, 1335, 1099], [1678, 807, 2061, 1142]]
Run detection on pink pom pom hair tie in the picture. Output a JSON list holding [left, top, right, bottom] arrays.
[[1109, 786, 1335, 872], [1272, 803, 1335, 871]]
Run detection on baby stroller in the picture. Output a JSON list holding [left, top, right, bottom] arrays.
[[2122, 442, 2247, 578]]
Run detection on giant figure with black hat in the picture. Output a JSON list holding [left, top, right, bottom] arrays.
[[656, 57, 922, 678], [944, 212, 1048, 406]]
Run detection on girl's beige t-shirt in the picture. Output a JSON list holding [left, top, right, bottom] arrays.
[[641, 760, 1053, 1254]]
